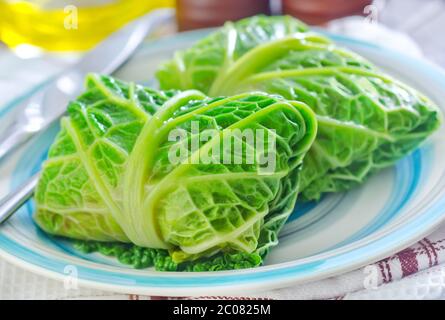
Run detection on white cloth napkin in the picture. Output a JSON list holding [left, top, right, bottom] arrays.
[[1, 18, 444, 300], [2, 225, 445, 300]]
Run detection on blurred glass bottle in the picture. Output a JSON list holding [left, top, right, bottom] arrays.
[[0, 0, 174, 51], [176, 0, 270, 31]]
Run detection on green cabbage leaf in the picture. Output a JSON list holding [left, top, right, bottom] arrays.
[[74, 240, 262, 271], [157, 15, 442, 201], [34, 73, 317, 264]]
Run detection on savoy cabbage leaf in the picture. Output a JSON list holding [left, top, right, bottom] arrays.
[[34, 73, 317, 264], [157, 15, 442, 201], [74, 240, 262, 271]]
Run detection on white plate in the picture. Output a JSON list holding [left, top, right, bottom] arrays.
[[0, 29, 444, 296]]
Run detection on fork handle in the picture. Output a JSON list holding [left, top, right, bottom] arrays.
[[0, 174, 39, 224]]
